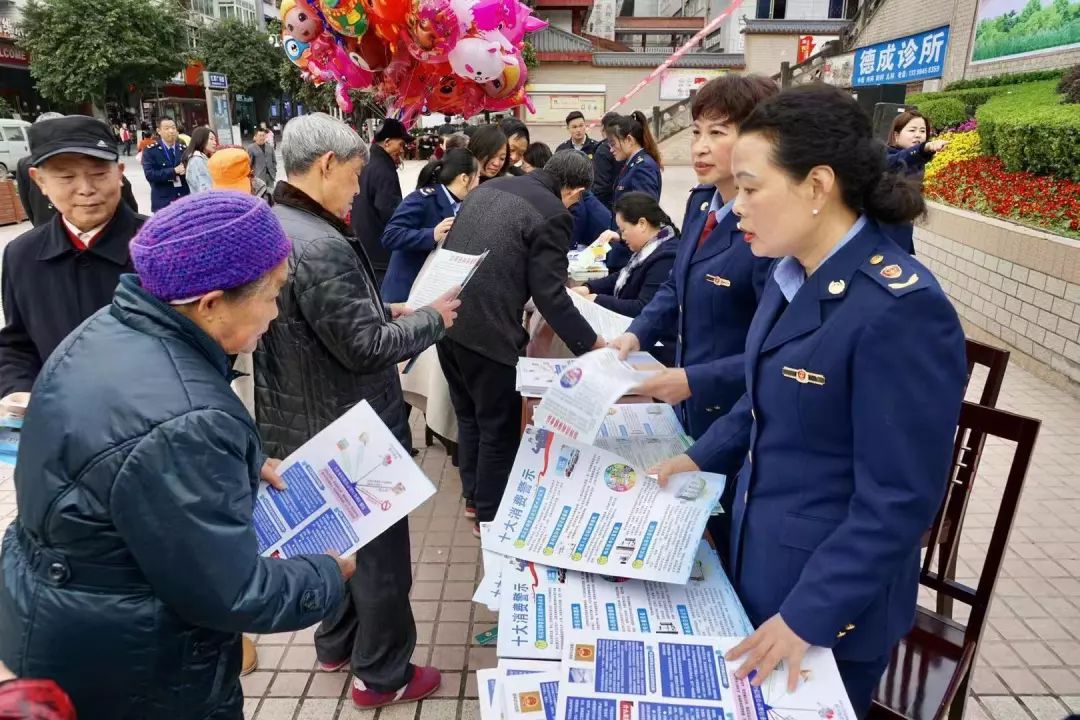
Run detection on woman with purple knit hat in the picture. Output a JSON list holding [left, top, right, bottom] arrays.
[[0, 191, 356, 720]]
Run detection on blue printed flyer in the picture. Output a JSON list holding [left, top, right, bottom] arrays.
[[497, 541, 753, 660], [253, 400, 436, 559], [482, 426, 724, 584], [554, 631, 856, 720], [503, 671, 561, 720]]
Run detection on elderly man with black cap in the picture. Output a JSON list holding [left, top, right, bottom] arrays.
[[0, 115, 146, 408], [350, 117, 414, 287]]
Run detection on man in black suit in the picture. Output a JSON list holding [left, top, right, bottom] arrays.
[[350, 118, 413, 286], [556, 111, 600, 158]]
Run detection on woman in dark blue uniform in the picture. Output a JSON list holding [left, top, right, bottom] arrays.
[[573, 192, 679, 365], [653, 86, 967, 718], [609, 75, 777, 439], [380, 148, 479, 303], [604, 111, 663, 271]]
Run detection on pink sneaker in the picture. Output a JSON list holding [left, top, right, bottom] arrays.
[[318, 658, 349, 672], [352, 665, 441, 709]]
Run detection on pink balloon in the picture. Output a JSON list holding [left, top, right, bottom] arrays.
[[449, 34, 514, 83]]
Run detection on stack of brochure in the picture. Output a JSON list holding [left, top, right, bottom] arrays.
[[475, 349, 857, 720]]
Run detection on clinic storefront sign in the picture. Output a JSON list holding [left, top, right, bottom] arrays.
[[852, 26, 950, 87]]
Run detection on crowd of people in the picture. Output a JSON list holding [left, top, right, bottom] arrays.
[[0, 75, 969, 720]]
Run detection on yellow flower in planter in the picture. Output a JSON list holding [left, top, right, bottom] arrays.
[[924, 131, 982, 180]]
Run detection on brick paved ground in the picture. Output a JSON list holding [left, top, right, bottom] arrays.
[[0, 162, 1078, 720]]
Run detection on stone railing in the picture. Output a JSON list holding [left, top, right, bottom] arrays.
[[653, 95, 695, 143], [914, 202, 1080, 392]]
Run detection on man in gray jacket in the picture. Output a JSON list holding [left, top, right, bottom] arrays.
[[246, 127, 277, 188], [254, 113, 459, 711]]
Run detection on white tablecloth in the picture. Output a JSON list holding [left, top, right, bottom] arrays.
[[399, 346, 458, 443]]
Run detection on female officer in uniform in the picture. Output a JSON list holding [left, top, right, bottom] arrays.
[[380, 148, 479, 303], [604, 111, 663, 271], [653, 86, 967, 718], [610, 75, 777, 441]]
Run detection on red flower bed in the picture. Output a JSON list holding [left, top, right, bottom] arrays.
[[924, 156, 1080, 238]]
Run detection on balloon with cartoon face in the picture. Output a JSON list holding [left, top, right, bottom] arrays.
[[402, 0, 460, 62], [281, 0, 324, 43], [319, 0, 369, 36], [428, 72, 484, 116], [448, 35, 513, 83], [282, 35, 313, 69], [482, 49, 523, 99]]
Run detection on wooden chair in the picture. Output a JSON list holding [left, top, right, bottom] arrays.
[[930, 340, 1010, 618], [963, 339, 1009, 409], [871, 401, 1040, 720]]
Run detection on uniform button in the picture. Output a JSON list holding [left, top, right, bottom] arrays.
[[845, 623, 856, 631], [743, 490, 748, 504], [47, 562, 69, 583], [836, 631, 847, 638]]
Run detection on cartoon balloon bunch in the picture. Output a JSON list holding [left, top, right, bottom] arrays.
[[280, 0, 546, 122]]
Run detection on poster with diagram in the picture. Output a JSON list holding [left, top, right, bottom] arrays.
[[483, 426, 724, 584], [554, 631, 855, 720], [497, 540, 753, 660], [253, 400, 436, 559]]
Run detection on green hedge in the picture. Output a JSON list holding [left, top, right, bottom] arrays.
[[943, 69, 1063, 91], [975, 80, 1080, 180], [916, 96, 967, 131], [909, 86, 1010, 117]]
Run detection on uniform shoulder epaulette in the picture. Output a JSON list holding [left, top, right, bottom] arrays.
[[418, 186, 435, 196], [860, 251, 926, 297]]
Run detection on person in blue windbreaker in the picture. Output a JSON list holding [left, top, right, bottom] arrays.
[[609, 75, 777, 440], [882, 110, 948, 255], [652, 86, 967, 719], [380, 148, 479, 303], [604, 111, 663, 272], [570, 190, 613, 250], [573, 192, 678, 365]]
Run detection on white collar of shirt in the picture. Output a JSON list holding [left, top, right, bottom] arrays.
[[439, 184, 460, 215], [62, 217, 107, 248], [774, 215, 868, 302], [710, 190, 734, 224]]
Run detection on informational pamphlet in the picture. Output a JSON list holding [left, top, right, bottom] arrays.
[[479, 660, 561, 720], [474, 522, 506, 611], [594, 404, 692, 469], [533, 349, 658, 443], [597, 404, 683, 439], [516, 354, 659, 399], [406, 248, 489, 309], [497, 541, 752, 660], [554, 631, 856, 720], [568, 289, 633, 341], [253, 401, 437, 559], [503, 671, 561, 720], [484, 426, 724, 584], [0, 416, 21, 467]]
